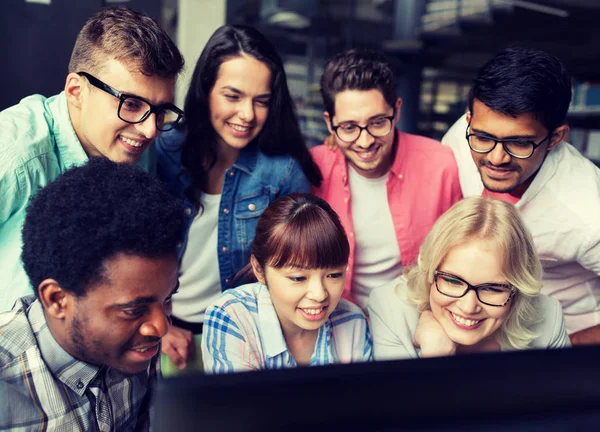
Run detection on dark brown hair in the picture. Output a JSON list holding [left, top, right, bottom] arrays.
[[234, 193, 349, 284], [68, 6, 184, 78], [320, 48, 397, 118]]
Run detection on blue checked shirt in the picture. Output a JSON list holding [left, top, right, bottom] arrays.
[[202, 282, 372, 373], [0, 296, 159, 431]]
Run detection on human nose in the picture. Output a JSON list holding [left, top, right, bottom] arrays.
[[306, 278, 329, 302], [355, 127, 375, 149], [487, 141, 512, 165], [135, 113, 159, 140], [456, 289, 481, 314], [140, 304, 171, 339], [238, 99, 255, 123]]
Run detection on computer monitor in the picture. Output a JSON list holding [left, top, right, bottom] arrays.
[[154, 346, 600, 431]]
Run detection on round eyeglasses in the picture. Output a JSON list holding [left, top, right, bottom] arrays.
[[434, 270, 515, 307], [77, 72, 184, 132], [331, 115, 395, 143], [465, 123, 552, 159]]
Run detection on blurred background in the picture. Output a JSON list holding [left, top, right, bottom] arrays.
[[2, 0, 599, 164]]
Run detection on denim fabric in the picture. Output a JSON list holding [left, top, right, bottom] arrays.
[[156, 128, 311, 291]]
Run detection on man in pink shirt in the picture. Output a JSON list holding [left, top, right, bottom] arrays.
[[310, 49, 462, 311], [442, 48, 600, 345]]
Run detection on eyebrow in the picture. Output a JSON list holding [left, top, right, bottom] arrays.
[[337, 113, 392, 124], [114, 281, 180, 309], [221, 86, 271, 99], [439, 270, 509, 286], [470, 127, 537, 140]]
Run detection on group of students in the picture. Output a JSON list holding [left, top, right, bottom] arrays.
[[0, 5, 599, 431]]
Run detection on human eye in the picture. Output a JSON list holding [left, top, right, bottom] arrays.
[[480, 285, 510, 294], [339, 123, 357, 133], [122, 98, 145, 112], [255, 98, 270, 107], [327, 272, 343, 279], [122, 307, 147, 319], [473, 134, 494, 143], [441, 276, 464, 286], [287, 276, 306, 282], [224, 94, 239, 101], [510, 140, 533, 148], [370, 118, 387, 127]]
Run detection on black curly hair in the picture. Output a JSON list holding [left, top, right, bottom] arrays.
[[21, 157, 186, 298]]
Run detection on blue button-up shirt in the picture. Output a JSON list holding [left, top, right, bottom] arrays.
[[202, 282, 372, 373], [0, 92, 155, 312], [156, 128, 311, 291]]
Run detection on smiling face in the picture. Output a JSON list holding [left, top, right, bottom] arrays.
[[429, 239, 512, 348], [325, 89, 401, 179], [208, 55, 272, 156], [467, 99, 563, 197], [57, 253, 179, 375], [67, 58, 176, 164], [252, 258, 346, 338]]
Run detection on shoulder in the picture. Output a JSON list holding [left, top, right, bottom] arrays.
[[155, 128, 185, 168], [400, 132, 457, 165], [0, 94, 56, 167], [252, 151, 308, 187], [0, 298, 38, 368], [329, 298, 368, 325], [309, 144, 341, 168], [528, 295, 569, 348], [548, 143, 600, 216], [207, 283, 262, 316], [370, 278, 418, 317]]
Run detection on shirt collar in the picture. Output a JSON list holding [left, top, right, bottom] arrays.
[[256, 284, 289, 358], [232, 146, 259, 175], [49, 92, 88, 170], [514, 141, 564, 207], [27, 297, 101, 396], [256, 284, 336, 364]]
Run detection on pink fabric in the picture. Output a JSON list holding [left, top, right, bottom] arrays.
[[311, 130, 463, 302], [482, 189, 520, 205]]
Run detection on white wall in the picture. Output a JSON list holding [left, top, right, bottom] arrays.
[[176, 0, 227, 107]]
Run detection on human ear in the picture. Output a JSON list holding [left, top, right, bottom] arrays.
[[323, 111, 334, 135], [393, 97, 403, 123], [38, 279, 71, 320], [547, 125, 569, 151], [64, 72, 85, 109], [250, 255, 267, 285]]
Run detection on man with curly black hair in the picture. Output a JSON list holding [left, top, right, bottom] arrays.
[[0, 6, 185, 312], [0, 158, 185, 431]]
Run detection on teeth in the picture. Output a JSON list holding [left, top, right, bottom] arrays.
[[451, 312, 481, 327], [357, 149, 377, 158], [121, 136, 143, 147], [302, 308, 324, 315], [134, 347, 151, 353], [229, 123, 250, 132]]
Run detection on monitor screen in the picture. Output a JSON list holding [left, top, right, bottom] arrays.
[[154, 346, 600, 431]]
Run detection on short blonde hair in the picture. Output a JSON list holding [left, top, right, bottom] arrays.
[[401, 196, 543, 350]]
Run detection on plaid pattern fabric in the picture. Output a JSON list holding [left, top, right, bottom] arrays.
[[202, 282, 372, 374], [0, 296, 158, 431]]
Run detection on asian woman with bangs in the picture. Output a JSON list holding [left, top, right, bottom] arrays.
[[369, 196, 570, 360], [202, 193, 372, 373]]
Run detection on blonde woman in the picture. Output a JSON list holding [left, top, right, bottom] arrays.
[[368, 196, 570, 359]]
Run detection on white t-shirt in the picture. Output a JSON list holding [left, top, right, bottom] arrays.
[[172, 193, 222, 323], [348, 165, 402, 311]]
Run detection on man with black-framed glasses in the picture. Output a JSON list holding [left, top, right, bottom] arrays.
[[311, 49, 462, 313], [0, 6, 184, 312], [441, 47, 600, 345]]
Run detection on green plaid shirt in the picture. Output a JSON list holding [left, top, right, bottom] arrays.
[[0, 296, 159, 431]]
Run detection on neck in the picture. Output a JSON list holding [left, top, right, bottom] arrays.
[[66, 101, 94, 157]]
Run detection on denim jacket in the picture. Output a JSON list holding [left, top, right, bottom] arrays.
[[156, 128, 311, 291]]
